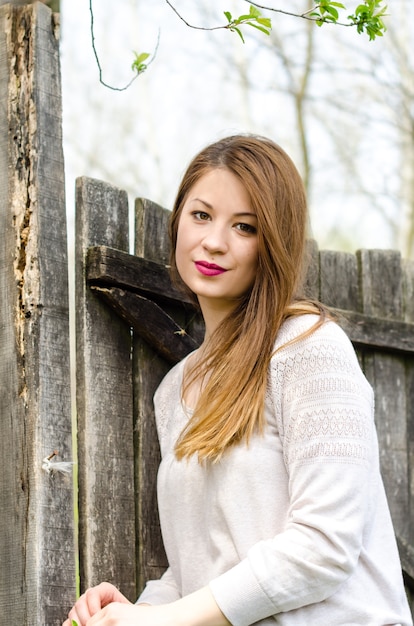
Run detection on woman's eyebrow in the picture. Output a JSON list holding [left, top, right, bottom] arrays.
[[190, 198, 256, 218], [190, 197, 213, 209]]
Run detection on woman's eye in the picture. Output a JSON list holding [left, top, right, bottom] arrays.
[[192, 211, 210, 221], [236, 222, 256, 234]]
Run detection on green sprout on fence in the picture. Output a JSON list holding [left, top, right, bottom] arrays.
[[223, 5, 272, 43]]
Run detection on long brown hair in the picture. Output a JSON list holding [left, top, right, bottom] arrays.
[[170, 135, 325, 462]]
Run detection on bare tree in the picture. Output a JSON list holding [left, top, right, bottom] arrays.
[[62, 0, 413, 257], [311, 0, 414, 257]]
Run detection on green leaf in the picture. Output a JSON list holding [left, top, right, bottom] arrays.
[[257, 17, 272, 28], [71, 621, 79, 626], [134, 52, 150, 66], [223, 11, 232, 23], [234, 13, 253, 23], [324, 5, 339, 19], [232, 26, 245, 43], [355, 4, 368, 15], [248, 4, 261, 19], [131, 51, 150, 74], [246, 22, 271, 35]]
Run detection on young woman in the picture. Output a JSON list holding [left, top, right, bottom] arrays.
[[64, 135, 412, 626]]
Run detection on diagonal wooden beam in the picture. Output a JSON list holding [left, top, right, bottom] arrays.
[[91, 286, 199, 364], [87, 245, 194, 307]]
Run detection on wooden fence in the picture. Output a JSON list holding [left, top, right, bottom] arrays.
[[0, 3, 413, 624], [76, 179, 414, 616], [0, 4, 74, 625]]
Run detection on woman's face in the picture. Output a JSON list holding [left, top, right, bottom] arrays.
[[175, 168, 259, 318]]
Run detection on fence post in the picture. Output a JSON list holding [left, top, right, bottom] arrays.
[[0, 4, 74, 624], [319, 250, 360, 311], [133, 199, 172, 592], [403, 259, 414, 555], [358, 250, 410, 542], [304, 239, 320, 300], [75, 178, 136, 600]]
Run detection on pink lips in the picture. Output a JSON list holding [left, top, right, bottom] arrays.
[[195, 261, 228, 276]]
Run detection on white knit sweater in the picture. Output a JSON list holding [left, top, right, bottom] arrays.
[[138, 315, 412, 625]]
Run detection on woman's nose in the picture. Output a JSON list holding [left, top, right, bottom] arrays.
[[201, 224, 229, 253]]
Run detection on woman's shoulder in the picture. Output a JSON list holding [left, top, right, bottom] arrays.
[[274, 313, 353, 352], [268, 314, 373, 408]]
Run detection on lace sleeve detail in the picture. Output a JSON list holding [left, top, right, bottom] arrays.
[[269, 318, 374, 468]]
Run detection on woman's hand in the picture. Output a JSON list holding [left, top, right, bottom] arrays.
[[78, 602, 170, 625], [62, 582, 132, 626], [64, 599, 171, 626], [63, 583, 230, 626]]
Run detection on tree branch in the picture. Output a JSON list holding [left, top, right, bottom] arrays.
[[89, 0, 159, 91], [164, 0, 224, 31], [164, 0, 387, 40]]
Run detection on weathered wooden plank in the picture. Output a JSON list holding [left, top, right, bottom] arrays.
[[135, 198, 171, 265], [133, 200, 176, 593], [397, 535, 414, 586], [75, 178, 136, 600], [408, 357, 414, 598], [0, 4, 74, 625], [133, 338, 170, 593], [91, 286, 198, 363], [358, 250, 410, 544], [358, 249, 403, 319], [332, 308, 414, 355], [318, 249, 364, 368], [403, 260, 414, 564], [320, 250, 360, 311], [87, 245, 191, 306], [403, 259, 414, 324], [303, 239, 320, 300]]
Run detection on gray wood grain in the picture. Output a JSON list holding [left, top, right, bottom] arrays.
[[320, 250, 360, 311], [91, 286, 198, 363], [133, 199, 173, 593], [0, 4, 74, 624], [358, 249, 410, 542], [303, 239, 319, 300], [75, 177, 136, 600], [87, 245, 192, 306]]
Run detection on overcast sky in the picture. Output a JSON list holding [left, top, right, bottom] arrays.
[[60, 0, 407, 255]]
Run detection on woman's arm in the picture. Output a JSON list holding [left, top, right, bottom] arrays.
[[137, 565, 182, 605], [208, 322, 377, 624], [64, 585, 230, 626], [168, 586, 231, 626]]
